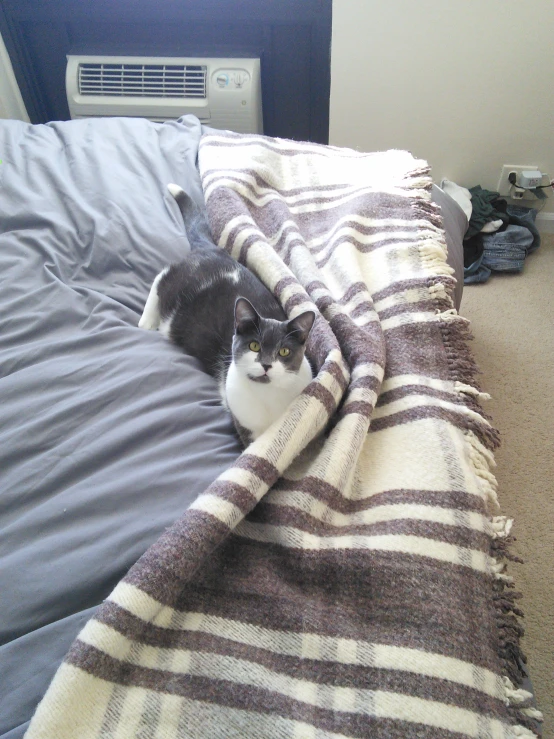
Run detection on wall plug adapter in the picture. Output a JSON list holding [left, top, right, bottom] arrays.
[[519, 170, 543, 188]]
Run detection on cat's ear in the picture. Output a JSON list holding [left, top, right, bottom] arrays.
[[287, 311, 315, 344], [235, 297, 261, 334]]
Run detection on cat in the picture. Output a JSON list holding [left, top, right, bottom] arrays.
[[139, 184, 315, 444]]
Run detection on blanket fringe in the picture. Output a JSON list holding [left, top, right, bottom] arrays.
[[513, 727, 543, 738], [416, 200, 542, 736]]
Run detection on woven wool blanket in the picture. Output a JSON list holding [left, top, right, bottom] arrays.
[[25, 133, 538, 739]]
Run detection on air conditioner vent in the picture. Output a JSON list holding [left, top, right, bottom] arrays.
[[67, 55, 263, 133], [77, 63, 207, 98]]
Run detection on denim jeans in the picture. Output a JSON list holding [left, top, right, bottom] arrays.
[[481, 224, 532, 273], [506, 205, 541, 254], [463, 206, 539, 285]]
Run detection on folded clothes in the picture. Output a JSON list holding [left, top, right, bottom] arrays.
[[505, 204, 540, 254], [463, 198, 540, 285], [481, 225, 531, 274]]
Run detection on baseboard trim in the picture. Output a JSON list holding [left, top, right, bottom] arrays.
[[537, 212, 554, 233]]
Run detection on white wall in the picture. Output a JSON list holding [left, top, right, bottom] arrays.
[[0, 31, 29, 121], [329, 0, 554, 215]]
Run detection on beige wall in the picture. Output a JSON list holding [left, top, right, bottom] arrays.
[[329, 0, 554, 215], [0, 32, 29, 121]]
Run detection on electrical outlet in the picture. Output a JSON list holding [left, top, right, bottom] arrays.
[[497, 165, 538, 197]]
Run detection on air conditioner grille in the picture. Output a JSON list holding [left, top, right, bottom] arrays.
[[78, 63, 207, 98]]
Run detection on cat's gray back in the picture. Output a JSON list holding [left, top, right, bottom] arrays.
[[157, 250, 285, 378]]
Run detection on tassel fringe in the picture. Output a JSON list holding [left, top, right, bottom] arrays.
[[415, 187, 542, 736]]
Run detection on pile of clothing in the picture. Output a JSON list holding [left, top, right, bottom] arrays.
[[442, 180, 541, 284]]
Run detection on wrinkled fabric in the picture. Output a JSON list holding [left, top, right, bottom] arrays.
[[465, 185, 509, 239], [506, 204, 541, 254]]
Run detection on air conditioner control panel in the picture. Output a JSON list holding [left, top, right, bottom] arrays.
[[213, 69, 251, 89]]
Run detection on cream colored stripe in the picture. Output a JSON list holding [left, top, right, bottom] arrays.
[[381, 374, 458, 395], [108, 584, 503, 699], [78, 621, 510, 737], [351, 363, 383, 382], [200, 134, 373, 157], [374, 285, 436, 312], [372, 392, 493, 427], [380, 310, 446, 331], [217, 214, 254, 249], [217, 466, 266, 495], [200, 134, 426, 168], [233, 522, 489, 570], [341, 386, 379, 408], [189, 494, 245, 529], [311, 226, 421, 263], [306, 216, 424, 248], [312, 226, 442, 270], [238, 239, 297, 291], [266, 492, 487, 533], [24, 663, 117, 739], [204, 170, 369, 205], [322, 302, 379, 326]]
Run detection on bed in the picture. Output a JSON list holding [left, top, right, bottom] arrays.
[[0, 115, 539, 738]]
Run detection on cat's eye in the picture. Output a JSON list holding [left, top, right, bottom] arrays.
[[249, 341, 261, 352], [279, 347, 291, 357]]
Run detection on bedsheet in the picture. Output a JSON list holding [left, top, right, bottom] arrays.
[[0, 116, 242, 738]]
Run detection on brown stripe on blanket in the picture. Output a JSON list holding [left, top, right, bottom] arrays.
[[372, 276, 457, 304], [308, 227, 422, 259], [270, 478, 489, 515], [203, 480, 259, 512], [302, 382, 337, 416], [200, 132, 398, 160], [181, 545, 500, 669], [122, 509, 233, 594], [349, 373, 382, 394], [314, 236, 423, 271], [336, 281, 374, 305], [282, 290, 312, 314], [350, 300, 378, 321], [205, 168, 383, 198], [377, 384, 469, 407], [67, 641, 480, 739], [273, 275, 299, 298], [92, 607, 508, 719], [369, 404, 498, 448], [329, 313, 385, 369], [339, 399, 374, 418], [245, 504, 491, 550], [315, 355, 350, 393], [383, 321, 454, 381], [234, 453, 280, 486]]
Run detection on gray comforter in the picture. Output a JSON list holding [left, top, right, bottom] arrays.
[[0, 115, 241, 738]]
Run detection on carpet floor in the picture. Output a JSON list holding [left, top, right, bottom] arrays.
[[460, 233, 554, 738]]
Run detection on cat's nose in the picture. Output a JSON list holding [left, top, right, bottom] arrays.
[[261, 363, 272, 373]]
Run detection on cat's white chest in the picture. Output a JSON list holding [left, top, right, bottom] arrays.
[[224, 360, 312, 440]]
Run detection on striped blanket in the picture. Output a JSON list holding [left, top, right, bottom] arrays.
[[25, 133, 538, 738]]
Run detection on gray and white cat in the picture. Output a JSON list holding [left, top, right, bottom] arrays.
[[139, 184, 315, 443]]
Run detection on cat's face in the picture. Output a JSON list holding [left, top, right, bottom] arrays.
[[232, 298, 314, 388]]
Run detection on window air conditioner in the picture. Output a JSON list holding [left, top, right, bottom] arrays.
[[66, 55, 263, 134]]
